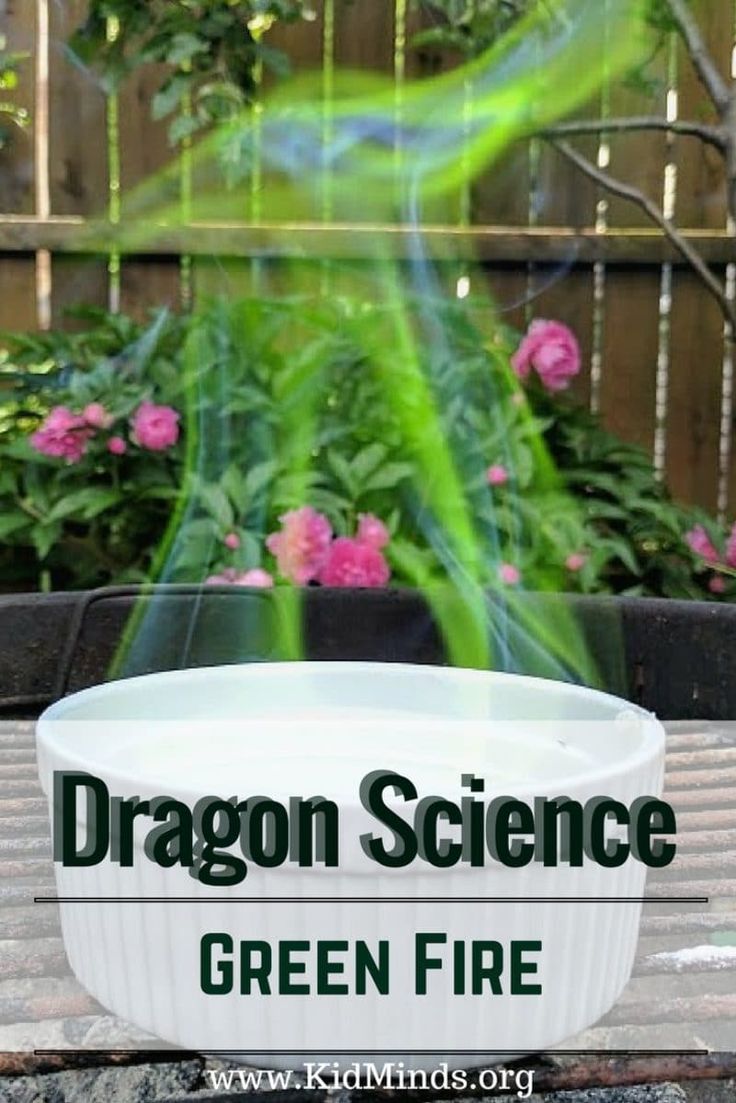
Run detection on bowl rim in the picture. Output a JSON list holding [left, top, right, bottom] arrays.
[[37, 661, 665, 801]]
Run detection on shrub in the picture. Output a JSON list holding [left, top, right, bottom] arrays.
[[0, 296, 732, 600]]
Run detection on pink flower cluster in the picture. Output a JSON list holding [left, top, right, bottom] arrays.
[[29, 401, 180, 464], [686, 525, 721, 565], [30, 407, 94, 465], [266, 507, 390, 588], [686, 523, 736, 593], [512, 320, 581, 393]]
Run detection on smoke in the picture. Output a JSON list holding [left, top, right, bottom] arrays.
[[104, 0, 645, 681]]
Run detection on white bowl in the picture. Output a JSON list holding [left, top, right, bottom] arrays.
[[37, 662, 665, 1067]]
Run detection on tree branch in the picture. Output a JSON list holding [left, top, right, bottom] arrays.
[[727, 95, 736, 226], [665, 0, 731, 117], [550, 139, 735, 332], [543, 116, 725, 150]]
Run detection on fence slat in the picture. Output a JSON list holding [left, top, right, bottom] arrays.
[[265, 4, 325, 78], [675, 3, 731, 230], [0, 0, 36, 215], [483, 264, 530, 334], [48, 0, 107, 217], [50, 255, 108, 326], [535, 13, 607, 232], [473, 141, 530, 229], [606, 50, 669, 229], [666, 270, 727, 511], [118, 64, 172, 198], [48, 0, 109, 320], [0, 255, 36, 331], [536, 100, 599, 231], [599, 268, 661, 453], [333, 0, 396, 224], [117, 61, 181, 313], [335, 0, 395, 71], [119, 258, 181, 321]]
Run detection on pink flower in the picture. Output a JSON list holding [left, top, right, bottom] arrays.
[[266, 506, 333, 585], [131, 401, 180, 452], [240, 568, 274, 588], [499, 563, 521, 586], [685, 525, 720, 565], [709, 575, 727, 595], [107, 436, 127, 456], [206, 568, 274, 588], [727, 524, 736, 570], [512, 320, 581, 393], [565, 553, 587, 572], [30, 406, 93, 464], [83, 402, 113, 429], [224, 533, 241, 551], [319, 537, 390, 588], [486, 464, 509, 487], [357, 513, 390, 550]]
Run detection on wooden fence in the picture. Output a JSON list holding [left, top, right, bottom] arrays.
[[0, 0, 735, 516]]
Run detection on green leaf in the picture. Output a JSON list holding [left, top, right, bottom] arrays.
[[220, 465, 249, 514], [298, 488, 351, 518], [199, 483, 234, 529], [603, 536, 642, 577], [244, 460, 278, 501], [168, 113, 201, 146], [327, 449, 358, 497], [0, 511, 29, 539], [151, 74, 190, 121], [351, 442, 388, 483], [362, 462, 414, 493], [31, 522, 61, 560], [1, 438, 54, 464], [256, 43, 291, 79], [47, 488, 121, 523], [184, 518, 219, 537], [165, 33, 207, 66], [137, 486, 181, 501]]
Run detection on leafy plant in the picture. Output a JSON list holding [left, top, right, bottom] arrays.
[[410, 0, 538, 58], [70, 0, 318, 143], [0, 296, 730, 601], [0, 36, 29, 150], [536, 392, 733, 600], [0, 309, 189, 590]]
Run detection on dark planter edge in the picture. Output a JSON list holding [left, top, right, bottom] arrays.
[[0, 587, 734, 721]]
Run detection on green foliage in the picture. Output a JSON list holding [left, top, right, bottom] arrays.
[[70, 1, 317, 143], [0, 296, 729, 601], [0, 36, 29, 150], [411, 0, 538, 58], [537, 392, 730, 600]]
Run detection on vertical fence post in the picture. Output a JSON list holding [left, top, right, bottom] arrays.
[[34, 0, 50, 329]]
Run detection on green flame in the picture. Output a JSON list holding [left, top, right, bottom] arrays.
[[107, 0, 646, 682]]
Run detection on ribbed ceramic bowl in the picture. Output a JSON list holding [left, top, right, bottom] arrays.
[[37, 662, 665, 1068]]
